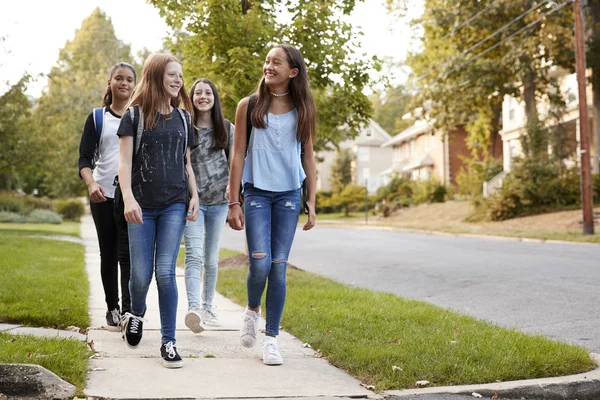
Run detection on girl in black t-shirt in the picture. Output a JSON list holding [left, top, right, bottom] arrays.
[[117, 53, 199, 369]]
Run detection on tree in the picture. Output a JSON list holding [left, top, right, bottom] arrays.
[[329, 148, 354, 193], [33, 8, 135, 197], [150, 0, 378, 151], [0, 75, 36, 191], [371, 84, 413, 135]]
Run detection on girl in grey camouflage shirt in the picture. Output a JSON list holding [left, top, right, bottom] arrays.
[[183, 78, 234, 332]]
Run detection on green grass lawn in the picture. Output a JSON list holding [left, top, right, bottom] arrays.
[[217, 266, 596, 391], [0, 227, 91, 393], [0, 332, 90, 393], [0, 230, 89, 329], [0, 221, 81, 237], [176, 246, 242, 268]]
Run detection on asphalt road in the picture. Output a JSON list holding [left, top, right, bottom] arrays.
[[220, 225, 600, 352]]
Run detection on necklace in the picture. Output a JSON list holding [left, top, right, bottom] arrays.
[[270, 91, 289, 97]]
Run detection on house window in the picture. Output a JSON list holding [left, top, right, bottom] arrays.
[[365, 128, 372, 137], [509, 109, 515, 121], [410, 139, 416, 156]]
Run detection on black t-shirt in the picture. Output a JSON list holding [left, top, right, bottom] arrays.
[[117, 108, 193, 209]]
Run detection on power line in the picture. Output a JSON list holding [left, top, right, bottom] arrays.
[[416, 0, 558, 82], [440, 0, 501, 40], [450, 0, 572, 75], [460, 0, 551, 58], [423, 0, 573, 91]]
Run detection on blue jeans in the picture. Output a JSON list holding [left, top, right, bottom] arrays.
[[243, 183, 300, 336], [183, 203, 228, 311], [128, 202, 186, 344]]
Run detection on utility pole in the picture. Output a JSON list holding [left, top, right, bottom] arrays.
[[364, 178, 369, 224], [574, 0, 595, 235]]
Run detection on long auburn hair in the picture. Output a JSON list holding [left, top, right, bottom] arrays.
[[127, 54, 193, 130], [189, 78, 228, 150], [251, 44, 316, 144], [102, 62, 136, 107]]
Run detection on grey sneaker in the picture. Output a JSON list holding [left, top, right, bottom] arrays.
[[201, 308, 220, 327], [263, 336, 283, 365], [240, 307, 260, 348], [105, 308, 120, 332], [185, 310, 204, 333]]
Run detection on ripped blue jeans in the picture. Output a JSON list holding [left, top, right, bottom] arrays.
[[243, 183, 300, 336]]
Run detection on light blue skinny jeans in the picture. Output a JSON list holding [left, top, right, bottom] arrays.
[[183, 203, 228, 311], [243, 183, 300, 337], [128, 202, 186, 345]]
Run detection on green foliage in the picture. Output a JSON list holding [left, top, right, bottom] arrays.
[[55, 199, 85, 221], [151, 0, 378, 151], [487, 158, 580, 221], [0, 212, 26, 223], [412, 178, 447, 204], [0, 192, 25, 213], [377, 174, 414, 206], [0, 75, 36, 191], [33, 8, 136, 197], [26, 209, 63, 224], [371, 84, 413, 135], [315, 191, 336, 214], [329, 148, 354, 194]]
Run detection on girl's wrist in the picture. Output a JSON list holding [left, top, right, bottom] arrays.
[[228, 201, 241, 207]]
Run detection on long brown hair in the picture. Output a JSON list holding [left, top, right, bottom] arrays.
[[189, 78, 228, 150], [251, 44, 316, 144], [102, 62, 136, 107], [127, 54, 193, 130]]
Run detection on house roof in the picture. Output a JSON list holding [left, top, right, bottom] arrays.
[[381, 120, 434, 148], [353, 119, 393, 146], [403, 154, 435, 172]]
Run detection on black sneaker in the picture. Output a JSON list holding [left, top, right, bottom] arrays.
[[122, 312, 144, 348], [160, 341, 183, 368], [105, 308, 121, 332]]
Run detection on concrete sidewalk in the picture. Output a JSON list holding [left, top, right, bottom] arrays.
[[82, 214, 372, 399]]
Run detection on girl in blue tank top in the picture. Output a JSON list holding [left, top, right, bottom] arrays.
[[228, 44, 317, 366]]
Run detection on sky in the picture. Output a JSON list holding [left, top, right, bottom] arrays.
[[0, 0, 423, 98]]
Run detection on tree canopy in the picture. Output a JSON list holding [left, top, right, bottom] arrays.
[[150, 0, 379, 152]]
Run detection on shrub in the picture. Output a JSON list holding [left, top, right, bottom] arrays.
[[0, 211, 26, 223], [412, 179, 447, 205], [26, 209, 63, 224], [486, 158, 580, 221], [0, 192, 25, 213], [23, 196, 54, 211], [55, 199, 85, 221]]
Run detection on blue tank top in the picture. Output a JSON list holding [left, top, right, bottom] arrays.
[[242, 108, 306, 192]]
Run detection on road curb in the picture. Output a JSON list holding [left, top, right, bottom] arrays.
[[315, 221, 600, 246], [385, 353, 600, 400]]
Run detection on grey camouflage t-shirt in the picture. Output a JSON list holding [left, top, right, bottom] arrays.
[[191, 122, 234, 205]]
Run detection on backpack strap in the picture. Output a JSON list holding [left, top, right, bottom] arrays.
[[128, 106, 144, 157], [224, 119, 232, 161], [245, 95, 257, 155], [92, 107, 104, 143], [175, 107, 190, 151]]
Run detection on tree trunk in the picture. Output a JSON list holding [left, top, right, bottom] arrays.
[[591, 1, 600, 173], [241, 0, 251, 14], [489, 99, 503, 159]]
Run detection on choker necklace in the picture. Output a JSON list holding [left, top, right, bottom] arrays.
[[270, 91, 289, 97]]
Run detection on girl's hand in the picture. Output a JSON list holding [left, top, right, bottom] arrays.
[[228, 204, 244, 230], [186, 195, 200, 221], [225, 185, 230, 200], [124, 197, 143, 224], [87, 181, 106, 203], [303, 200, 316, 231]]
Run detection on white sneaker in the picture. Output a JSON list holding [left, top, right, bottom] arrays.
[[201, 308, 220, 327], [240, 307, 260, 348], [185, 310, 204, 334], [263, 336, 283, 365]]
